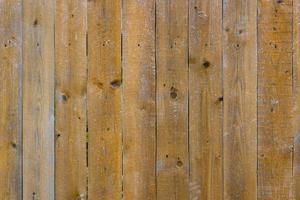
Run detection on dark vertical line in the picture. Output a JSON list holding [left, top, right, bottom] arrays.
[[221, 0, 225, 199], [121, 0, 124, 199], [187, 0, 191, 199], [53, 0, 56, 198], [21, 0, 24, 199], [256, 0, 259, 199], [85, 0, 89, 198], [154, 1, 158, 199], [291, 0, 295, 185]]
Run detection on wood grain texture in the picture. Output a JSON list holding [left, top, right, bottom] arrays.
[[294, 0, 300, 199], [223, 0, 257, 199], [0, 0, 22, 199], [122, 0, 156, 199], [55, 0, 87, 199], [156, 0, 189, 199], [189, 0, 223, 199], [23, 0, 55, 199], [258, 0, 294, 199], [87, 0, 122, 199]]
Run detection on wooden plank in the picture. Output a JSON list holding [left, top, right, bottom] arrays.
[[23, 0, 55, 199], [156, 0, 189, 199], [87, 0, 122, 199], [223, 0, 257, 199], [294, 0, 300, 199], [0, 0, 22, 199], [189, 0, 223, 199], [258, 0, 295, 199], [122, 0, 156, 199], [55, 0, 87, 199]]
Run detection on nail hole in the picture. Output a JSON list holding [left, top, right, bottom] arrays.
[[203, 60, 210, 68], [33, 19, 38, 26], [11, 142, 17, 148], [110, 79, 122, 88], [62, 94, 68, 102]]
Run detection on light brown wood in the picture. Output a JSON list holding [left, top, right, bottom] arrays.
[[223, 0, 257, 199], [87, 0, 122, 199], [189, 0, 223, 199], [0, 0, 22, 199], [55, 0, 87, 199], [122, 0, 156, 199], [258, 0, 294, 199], [23, 0, 55, 199], [156, 0, 189, 199], [294, 0, 300, 199]]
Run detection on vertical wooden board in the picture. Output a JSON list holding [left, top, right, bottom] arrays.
[[0, 0, 22, 199], [156, 0, 189, 199], [258, 0, 295, 199], [223, 0, 257, 199], [122, 0, 156, 199], [55, 0, 87, 199], [294, 0, 300, 199], [189, 0, 223, 199], [87, 0, 122, 199], [23, 0, 55, 199]]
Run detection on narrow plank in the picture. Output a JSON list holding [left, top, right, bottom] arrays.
[[156, 0, 189, 199], [55, 0, 87, 199], [87, 0, 122, 199], [258, 0, 294, 199], [189, 0, 223, 199], [122, 0, 156, 199], [0, 0, 22, 199], [223, 0, 257, 199], [294, 0, 300, 199], [23, 0, 55, 199]]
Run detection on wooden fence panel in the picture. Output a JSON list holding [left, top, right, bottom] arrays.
[[87, 0, 122, 199], [1, 1, 300, 199], [55, 0, 87, 199], [156, 0, 189, 199], [0, 0, 22, 199], [23, 0, 55, 199], [223, 0, 257, 199]]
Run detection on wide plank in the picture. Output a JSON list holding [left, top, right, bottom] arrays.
[[87, 0, 122, 199], [189, 0, 223, 199], [23, 0, 55, 199], [156, 0, 189, 199], [258, 0, 295, 199], [0, 0, 22, 199], [122, 0, 156, 199], [223, 0, 257, 199], [55, 0, 87, 199]]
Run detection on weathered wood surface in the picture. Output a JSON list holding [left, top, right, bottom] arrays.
[[55, 0, 87, 199], [223, 0, 257, 199], [156, 0, 189, 199], [1, 0, 300, 199], [87, 0, 122, 199], [122, 0, 156, 199], [23, 0, 55, 199], [258, 0, 295, 199], [0, 0, 22, 199], [189, 0, 223, 199]]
